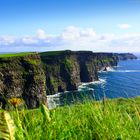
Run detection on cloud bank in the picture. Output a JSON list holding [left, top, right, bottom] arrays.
[[0, 26, 140, 52]]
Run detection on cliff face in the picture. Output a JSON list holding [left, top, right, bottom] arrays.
[[41, 51, 81, 95], [0, 53, 46, 109], [40, 51, 118, 95], [0, 51, 136, 108]]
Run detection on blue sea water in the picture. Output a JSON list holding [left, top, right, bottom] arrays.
[[47, 58, 140, 109], [88, 59, 140, 99]]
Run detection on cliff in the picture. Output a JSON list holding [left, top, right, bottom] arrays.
[[0, 51, 136, 108], [115, 53, 137, 60], [0, 53, 46, 109], [40, 51, 118, 95]]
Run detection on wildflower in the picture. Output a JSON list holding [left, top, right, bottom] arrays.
[[9, 98, 23, 107]]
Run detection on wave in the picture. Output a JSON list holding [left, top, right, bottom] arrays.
[[99, 67, 115, 73], [99, 68, 140, 73], [114, 70, 140, 73], [78, 78, 106, 90], [47, 92, 61, 98], [47, 93, 62, 109], [78, 87, 94, 91], [80, 78, 106, 86], [114, 65, 121, 68], [107, 67, 116, 72]]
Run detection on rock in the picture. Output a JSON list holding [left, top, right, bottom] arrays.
[[103, 67, 107, 71], [0, 53, 47, 109]]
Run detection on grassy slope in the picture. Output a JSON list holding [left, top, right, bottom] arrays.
[[10, 97, 140, 140], [0, 50, 66, 58], [0, 52, 35, 58], [40, 50, 65, 57]]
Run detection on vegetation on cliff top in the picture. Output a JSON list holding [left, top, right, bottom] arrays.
[[0, 52, 35, 58], [0, 97, 139, 140], [40, 51, 65, 57]]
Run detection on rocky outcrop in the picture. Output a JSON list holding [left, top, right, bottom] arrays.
[[0, 53, 47, 109], [0, 50, 137, 108]]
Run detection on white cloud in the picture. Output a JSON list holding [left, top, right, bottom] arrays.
[[36, 29, 47, 39], [0, 26, 140, 52], [81, 28, 96, 37], [61, 26, 80, 40], [118, 24, 131, 29], [61, 26, 97, 41], [22, 36, 38, 44], [0, 36, 16, 46]]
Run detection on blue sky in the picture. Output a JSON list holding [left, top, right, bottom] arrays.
[[0, 0, 140, 52]]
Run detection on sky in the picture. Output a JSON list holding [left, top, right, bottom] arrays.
[[0, 0, 140, 52]]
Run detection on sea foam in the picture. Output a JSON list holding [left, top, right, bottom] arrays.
[[116, 70, 140, 73], [78, 78, 106, 90]]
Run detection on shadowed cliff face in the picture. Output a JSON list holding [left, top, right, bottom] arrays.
[[77, 52, 98, 82], [0, 51, 136, 108], [41, 52, 81, 95], [40, 51, 118, 95]]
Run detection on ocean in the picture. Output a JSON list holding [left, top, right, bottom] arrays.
[[47, 57, 140, 109]]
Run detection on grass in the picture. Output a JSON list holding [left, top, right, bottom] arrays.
[[40, 51, 65, 57], [62, 59, 73, 71], [0, 52, 35, 58], [26, 59, 41, 65], [0, 97, 140, 139], [0, 96, 137, 140]]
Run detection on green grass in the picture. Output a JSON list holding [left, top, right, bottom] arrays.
[[26, 59, 41, 65], [2, 97, 137, 140], [0, 52, 35, 58], [62, 59, 73, 71], [40, 51, 65, 57], [0, 97, 140, 139]]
